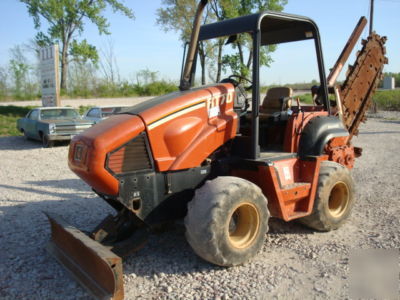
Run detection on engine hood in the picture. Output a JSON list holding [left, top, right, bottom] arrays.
[[68, 114, 146, 196]]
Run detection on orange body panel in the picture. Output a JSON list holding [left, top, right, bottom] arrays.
[[232, 155, 328, 221], [283, 110, 328, 153], [69, 83, 238, 196], [142, 84, 238, 171]]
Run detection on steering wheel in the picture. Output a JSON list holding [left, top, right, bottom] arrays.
[[228, 75, 253, 90]]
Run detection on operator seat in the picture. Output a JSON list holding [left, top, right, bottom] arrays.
[[259, 87, 293, 120], [258, 87, 293, 150]]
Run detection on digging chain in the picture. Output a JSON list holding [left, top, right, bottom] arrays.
[[339, 33, 388, 140]]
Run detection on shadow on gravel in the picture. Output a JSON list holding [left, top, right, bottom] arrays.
[[123, 223, 222, 278], [0, 136, 69, 150], [359, 130, 400, 135], [268, 218, 314, 235], [381, 119, 400, 124], [0, 136, 42, 150], [123, 217, 315, 278], [0, 181, 89, 201], [24, 179, 87, 190]]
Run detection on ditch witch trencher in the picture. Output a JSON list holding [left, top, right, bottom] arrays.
[[45, 1, 387, 298]]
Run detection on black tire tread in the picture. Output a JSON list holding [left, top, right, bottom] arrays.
[[185, 176, 269, 266]]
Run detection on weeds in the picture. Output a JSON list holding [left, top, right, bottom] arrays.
[[373, 90, 400, 111], [0, 105, 36, 136]]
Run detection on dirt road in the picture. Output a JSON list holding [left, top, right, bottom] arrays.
[[0, 113, 399, 299]]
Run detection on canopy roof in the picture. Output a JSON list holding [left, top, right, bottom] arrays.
[[199, 11, 319, 45]]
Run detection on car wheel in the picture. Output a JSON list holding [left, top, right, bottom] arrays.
[[42, 134, 55, 148], [22, 129, 30, 140]]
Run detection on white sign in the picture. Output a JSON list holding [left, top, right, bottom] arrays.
[[40, 45, 60, 107]]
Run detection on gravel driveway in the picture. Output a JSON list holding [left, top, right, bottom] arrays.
[[0, 113, 399, 299]]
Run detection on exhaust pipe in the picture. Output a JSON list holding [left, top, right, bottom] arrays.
[[179, 0, 209, 91]]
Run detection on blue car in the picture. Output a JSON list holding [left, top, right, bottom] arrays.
[[17, 107, 95, 147]]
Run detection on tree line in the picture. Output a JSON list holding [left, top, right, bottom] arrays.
[[0, 0, 292, 101], [0, 43, 178, 101], [2, 0, 397, 102]]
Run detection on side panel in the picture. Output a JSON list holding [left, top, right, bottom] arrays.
[[37, 122, 50, 138], [26, 119, 39, 139], [283, 111, 328, 153], [231, 156, 327, 221], [141, 84, 238, 171]]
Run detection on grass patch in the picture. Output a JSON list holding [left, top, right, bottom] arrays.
[[0, 105, 37, 136], [373, 89, 400, 111], [78, 105, 93, 115], [297, 93, 313, 104]]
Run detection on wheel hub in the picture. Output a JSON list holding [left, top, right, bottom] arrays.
[[328, 181, 349, 218], [227, 202, 260, 249]]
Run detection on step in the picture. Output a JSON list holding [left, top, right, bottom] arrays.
[[281, 182, 311, 202]]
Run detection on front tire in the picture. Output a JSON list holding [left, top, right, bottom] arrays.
[[42, 134, 54, 148], [299, 161, 355, 231], [22, 129, 30, 140], [185, 176, 269, 266]]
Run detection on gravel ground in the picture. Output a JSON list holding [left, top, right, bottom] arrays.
[[0, 112, 399, 299]]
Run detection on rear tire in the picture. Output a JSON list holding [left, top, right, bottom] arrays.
[[42, 134, 54, 148], [185, 176, 269, 266], [299, 161, 355, 231]]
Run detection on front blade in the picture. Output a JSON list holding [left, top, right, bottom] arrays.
[[45, 212, 124, 300]]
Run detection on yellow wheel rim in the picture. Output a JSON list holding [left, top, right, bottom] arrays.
[[227, 202, 260, 249], [328, 181, 349, 218]]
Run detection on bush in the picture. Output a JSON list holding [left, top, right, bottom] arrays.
[[373, 90, 400, 111], [137, 81, 178, 96], [65, 80, 177, 98], [297, 93, 313, 104]]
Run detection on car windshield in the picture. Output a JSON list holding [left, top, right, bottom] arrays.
[[101, 107, 124, 117], [40, 109, 80, 120]]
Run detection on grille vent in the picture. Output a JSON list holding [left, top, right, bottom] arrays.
[[107, 134, 152, 175]]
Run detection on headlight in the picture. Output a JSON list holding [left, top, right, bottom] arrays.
[[49, 123, 56, 133], [74, 143, 87, 163]]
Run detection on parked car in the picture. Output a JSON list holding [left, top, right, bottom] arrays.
[[17, 107, 95, 147], [83, 106, 129, 123]]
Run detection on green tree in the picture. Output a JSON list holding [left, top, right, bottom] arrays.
[[156, 0, 215, 85], [20, 0, 134, 91], [136, 68, 159, 86], [0, 66, 8, 100], [68, 61, 98, 97], [216, 0, 287, 78], [157, 0, 287, 84], [9, 46, 32, 100]]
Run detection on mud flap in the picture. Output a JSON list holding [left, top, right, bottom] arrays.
[[45, 213, 124, 300]]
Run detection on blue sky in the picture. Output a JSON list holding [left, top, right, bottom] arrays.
[[0, 0, 398, 85]]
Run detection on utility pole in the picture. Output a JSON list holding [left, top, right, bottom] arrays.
[[369, 0, 374, 34]]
